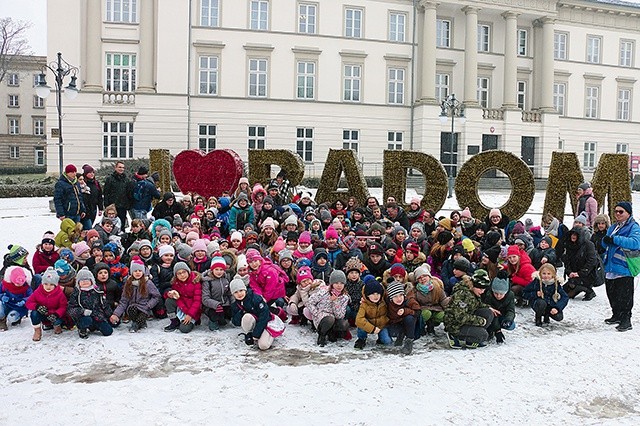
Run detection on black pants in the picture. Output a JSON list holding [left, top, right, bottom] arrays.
[[318, 316, 349, 337], [127, 306, 148, 327], [204, 306, 232, 325], [457, 308, 493, 344], [116, 206, 129, 230], [387, 315, 417, 340], [563, 277, 593, 298], [165, 297, 194, 333], [606, 276, 635, 320], [532, 299, 564, 322]]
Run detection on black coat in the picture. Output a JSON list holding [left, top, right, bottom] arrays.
[[103, 171, 133, 209], [529, 247, 558, 270], [231, 289, 271, 338], [152, 196, 185, 221], [83, 177, 104, 219], [562, 227, 599, 288]]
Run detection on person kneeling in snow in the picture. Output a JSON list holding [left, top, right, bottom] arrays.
[[67, 267, 113, 339], [0, 266, 33, 331], [307, 270, 351, 347], [482, 271, 516, 344], [523, 263, 569, 327]]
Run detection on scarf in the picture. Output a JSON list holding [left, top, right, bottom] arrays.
[[417, 282, 433, 295], [331, 287, 342, 297], [540, 279, 561, 302]]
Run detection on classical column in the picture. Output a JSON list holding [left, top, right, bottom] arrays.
[[419, 0, 437, 103], [137, 0, 156, 93], [502, 11, 519, 109], [539, 17, 555, 111], [462, 6, 479, 105], [83, 0, 102, 91]]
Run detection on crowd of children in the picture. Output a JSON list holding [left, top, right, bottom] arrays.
[[1, 177, 611, 352]]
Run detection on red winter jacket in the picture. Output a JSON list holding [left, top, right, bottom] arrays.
[[32, 249, 60, 275], [249, 259, 286, 302], [509, 249, 537, 287], [171, 272, 202, 320], [26, 285, 68, 318]]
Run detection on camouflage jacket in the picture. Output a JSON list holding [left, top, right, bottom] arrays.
[[444, 276, 489, 336]]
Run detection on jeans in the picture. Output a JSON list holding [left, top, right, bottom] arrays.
[[356, 327, 392, 345], [77, 316, 113, 336], [132, 209, 149, 220], [387, 315, 417, 340], [0, 303, 22, 323], [30, 311, 62, 326]]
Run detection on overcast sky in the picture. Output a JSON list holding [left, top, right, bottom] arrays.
[[3, 0, 640, 57]]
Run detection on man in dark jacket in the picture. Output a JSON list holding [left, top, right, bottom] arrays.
[[81, 164, 103, 229], [385, 202, 410, 231], [131, 166, 161, 220], [103, 161, 133, 229], [54, 164, 86, 223], [152, 192, 185, 221]]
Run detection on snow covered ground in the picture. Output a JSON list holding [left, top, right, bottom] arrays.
[[1, 192, 640, 425]]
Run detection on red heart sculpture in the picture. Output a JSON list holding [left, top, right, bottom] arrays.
[[172, 149, 244, 198]]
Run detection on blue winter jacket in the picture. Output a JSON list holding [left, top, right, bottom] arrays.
[[602, 218, 640, 276], [54, 174, 85, 218], [132, 177, 161, 212], [523, 278, 569, 311], [231, 289, 271, 338]]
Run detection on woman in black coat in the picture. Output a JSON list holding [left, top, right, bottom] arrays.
[[562, 227, 598, 301]]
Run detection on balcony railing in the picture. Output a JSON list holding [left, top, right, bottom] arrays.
[[482, 108, 504, 120], [521, 110, 542, 122], [103, 92, 135, 105]]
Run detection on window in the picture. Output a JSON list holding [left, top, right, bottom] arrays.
[[198, 124, 216, 152], [200, 0, 219, 27], [296, 61, 315, 100], [554, 32, 567, 60], [106, 0, 137, 23], [477, 77, 489, 108], [299, 3, 317, 34], [617, 143, 629, 154], [389, 12, 405, 42], [583, 142, 596, 170], [517, 81, 526, 110], [9, 146, 19, 159], [587, 36, 601, 64], [8, 95, 19, 107], [620, 40, 634, 67], [33, 74, 41, 87], [296, 127, 313, 162], [436, 19, 451, 48], [7, 73, 19, 86], [617, 88, 631, 121], [105, 53, 136, 92], [387, 131, 403, 150], [585, 86, 599, 119], [102, 122, 134, 159], [250, 0, 269, 30], [388, 68, 404, 105], [477, 24, 490, 52], [553, 82, 566, 116], [33, 118, 45, 136], [518, 29, 527, 56], [345, 8, 362, 38], [199, 56, 218, 95], [248, 58, 268, 97], [35, 147, 45, 166], [343, 64, 361, 102], [8, 118, 19, 135], [33, 95, 44, 108], [248, 126, 266, 149], [342, 129, 359, 152], [436, 73, 449, 103]]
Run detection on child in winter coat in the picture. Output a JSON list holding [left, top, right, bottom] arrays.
[[287, 266, 317, 325], [54, 259, 76, 297], [0, 266, 33, 330], [93, 217, 116, 245], [190, 239, 212, 273], [293, 231, 314, 261], [482, 271, 516, 344], [110, 257, 160, 332], [93, 262, 121, 312], [528, 236, 558, 270], [231, 278, 284, 350], [307, 270, 351, 347], [32, 232, 60, 275], [201, 255, 233, 331], [55, 218, 83, 249], [150, 245, 176, 318], [523, 263, 569, 327], [246, 249, 287, 312], [402, 242, 427, 276], [354, 275, 391, 349], [311, 248, 334, 284], [506, 245, 536, 302], [163, 262, 202, 333], [121, 219, 152, 251], [26, 267, 67, 340], [67, 267, 113, 339], [386, 280, 420, 354], [344, 258, 364, 324], [233, 254, 250, 287], [414, 265, 449, 335], [102, 242, 129, 288]]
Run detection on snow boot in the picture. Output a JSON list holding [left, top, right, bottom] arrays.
[[447, 333, 463, 349], [317, 333, 327, 347], [535, 314, 543, 327], [616, 317, 633, 332], [401, 338, 413, 355], [0, 318, 7, 331], [78, 328, 89, 339], [583, 290, 596, 301], [164, 318, 180, 332], [354, 338, 366, 349], [394, 331, 405, 347], [11, 318, 21, 326], [129, 322, 140, 333], [32, 325, 42, 342], [53, 324, 63, 334], [426, 320, 435, 335], [208, 319, 220, 331], [605, 315, 621, 325], [495, 330, 505, 344]]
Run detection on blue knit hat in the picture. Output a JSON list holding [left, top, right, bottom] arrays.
[[616, 201, 633, 216], [363, 275, 384, 297], [54, 259, 72, 276]]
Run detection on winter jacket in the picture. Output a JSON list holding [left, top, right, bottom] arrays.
[[591, 229, 607, 257], [151, 263, 175, 296], [355, 287, 389, 333], [201, 272, 233, 310], [93, 223, 115, 245], [26, 285, 68, 318], [104, 257, 129, 287], [603, 217, 640, 277], [523, 278, 569, 311], [577, 189, 598, 227], [289, 283, 318, 308], [54, 173, 85, 218], [406, 207, 426, 226], [228, 203, 255, 232], [231, 288, 271, 337], [132, 175, 161, 212], [363, 257, 391, 281], [402, 252, 427, 276], [529, 246, 558, 270], [345, 278, 364, 313], [444, 276, 489, 336], [32, 248, 60, 275], [306, 286, 350, 328], [113, 279, 161, 317], [563, 227, 599, 288], [83, 177, 104, 219], [508, 249, 537, 287], [67, 287, 112, 323], [103, 171, 133, 209], [387, 290, 421, 324], [415, 276, 449, 312], [387, 208, 411, 231], [249, 259, 286, 303], [55, 218, 79, 249], [94, 262, 122, 310], [122, 229, 152, 251], [170, 272, 203, 320], [334, 249, 363, 272], [151, 193, 185, 221], [0, 279, 32, 318], [482, 290, 516, 323]]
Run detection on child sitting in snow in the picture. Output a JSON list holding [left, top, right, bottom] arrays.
[[102, 242, 129, 288], [163, 262, 202, 334], [482, 271, 516, 344], [523, 263, 569, 327], [201, 255, 233, 331], [286, 266, 318, 325], [414, 265, 449, 335], [26, 267, 67, 341], [307, 270, 351, 347], [386, 280, 420, 355], [354, 275, 391, 349], [67, 267, 113, 339], [150, 245, 176, 318], [344, 258, 364, 325], [0, 266, 33, 331]]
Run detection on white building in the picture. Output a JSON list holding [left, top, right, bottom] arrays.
[[45, 0, 640, 177]]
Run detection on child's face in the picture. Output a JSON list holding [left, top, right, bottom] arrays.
[[106, 211, 117, 219], [161, 253, 174, 264], [97, 269, 109, 282], [131, 224, 142, 233], [42, 283, 56, 293], [392, 274, 404, 282], [417, 274, 430, 285], [368, 293, 381, 303], [475, 228, 485, 237], [104, 252, 115, 262], [89, 236, 100, 244], [79, 279, 93, 289], [326, 238, 337, 248], [299, 242, 310, 250], [234, 289, 247, 300], [311, 223, 320, 231], [406, 252, 415, 261], [392, 293, 405, 305], [249, 259, 262, 270], [264, 227, 273, 236], [597, 222, 607, 231], [220, 242, 229, 250], [540, 269, 554, 281], [395, 231, 406, 242], [347, 270, 360, 281], [140, 246, 151, 257], [508, 255, 519, 264], [332, 282, 345, 292], [160, 235, 171, 245], [237, 266, 249, 276], [316, 257, 327, 266], [172, 236, 181, 244], [369, 254, 382, 264], [386, 249, 396, 258], [194, 250, 206, 259], [206, 211, 214, 219], [132, 269, 144, 279], [176, 269, 189, 281], [42, 242, 54, 252], [453, 269, 464, 278], [353, 212, 362, 221], [79, 251, 91, 260], [493, 291, 506, 300], [539, 240, 549, 249], [103, 223, 114, 232], [280, 258, 292, 269], [129, 249, 139, 258], [212, 267, 225, 278], [231, 239, 242, 248], [300, 278, 312, 288], [286, 241, 298, 251]]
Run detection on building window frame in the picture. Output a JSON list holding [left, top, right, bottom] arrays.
[[620, 39, 634, 67], [105, 52, 137, 92], [106, 0, 138, 23], [477, 77, 490, 108], [296, 127, 313, 162], [33, 95, 45, 108], [102, 121, 134, 159], [387, 67, 405, 105], [436, 73, 450, 103], [343, 63, 362, 103], [298, 2, 317, 34], [553, 82, 566, 116], [389, 11, 406, 42], [517, 80, 526, 110], [585, 85, 600, 119], [583, 142, 597, 170], [198, 124, 217, 153], [9, 146, 19, 159], [248, 125, 266, 150], [200, 0, 219, 27], [198, 55, 219, 96], [296, 60, 316, 100], [617, 88, 631, 121], [517, 28, 528, 56], [8, 117, 20, 135], [34, 147, 45, 166], [8, 94, 19, 108], [249, 0, 269, 31], [554, 31, 568, 60], [345, 7, 363, 39], [342, 129, 359, 152], [586, 35, 602, 64], [436, 18, 451, 48], [248, 58, 268, 98], [617, 143, 629, 154], [7, 73, 19, 86], [387, 131, 403, 150], [477, 23, 491, 52], [33, 117, 45, 136]]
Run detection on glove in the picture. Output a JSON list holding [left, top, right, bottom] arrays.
[[215, 305, 224, 313], [83, 309, 93, 316], [244, 332, 254, 346], [501, 320, 513, 329], [479, 317, 487, 327], [37, 305, 49, 316], [16, 300, 25, 307], [1, 295, 9, 304], [46, 313, 59, 323], [603, 235, 614, 245], [495, 332, 505, 344]]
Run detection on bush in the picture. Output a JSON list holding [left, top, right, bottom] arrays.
[[0, 166, 47, 175], [0, 184, 54, 198]]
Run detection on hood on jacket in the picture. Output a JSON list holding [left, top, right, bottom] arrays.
[[60, 218, 77, 234], [251, 184, 266, 202]]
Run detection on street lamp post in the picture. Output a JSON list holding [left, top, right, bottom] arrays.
[[36, 52, 79, 176], [439, 94, 466, 198]]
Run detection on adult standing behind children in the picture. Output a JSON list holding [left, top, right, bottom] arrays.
[[80, 164, 103, 230], [576, 182, 598, 228], [103, 161, 133, 230], [54, 164, 86, 224], [602, 201, 640, 332]]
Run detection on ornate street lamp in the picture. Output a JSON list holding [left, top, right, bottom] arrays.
[[439, 94, 466, 198]]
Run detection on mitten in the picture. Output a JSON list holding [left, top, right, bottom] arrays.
[[83, 309, 93, 316], [1, 295, 9, 304], [46, 313, 59, 323], [215, 305, 224, 313], [16, 300, 25, 307], [501, 320, 513, 329], [244, 332, 254, 346], [603, 235, 614, 245], [37, 305, 49, 316]]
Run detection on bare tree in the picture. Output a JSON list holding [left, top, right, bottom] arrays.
[[0, 17, 33, 83]]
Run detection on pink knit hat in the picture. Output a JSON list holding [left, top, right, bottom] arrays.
[[192, 239, 208, 253], [261, 217, 276, 230], [272, 237, 286, 253], [460, 207, 472, 219], [410, 197, 421, 206], [186, 231, 199, 243], [246, 248, 262, 263], [296, 266, 312, 284], [73, 241, 91, 258], [298, 231, 311, 244], [325, 226, 339, 240], [489, 208, 502, 219]]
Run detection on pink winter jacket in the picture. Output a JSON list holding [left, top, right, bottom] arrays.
[[306, 286, 350, 328], [249, 259, 286, 302], [26, 285, 68, 318]]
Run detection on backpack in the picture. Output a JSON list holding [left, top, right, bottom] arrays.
[[133, 180, 146, 201]]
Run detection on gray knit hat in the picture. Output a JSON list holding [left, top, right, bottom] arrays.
[[41, 266, 59, 286], [76, 266, 95, 286], [230, 278, 247, 294], [491, 276, 510, 294], [173, 261, 191, 275], [329, 270, 346, 285]]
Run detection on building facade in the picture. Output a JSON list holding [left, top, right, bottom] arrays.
[[45, 0, 640, 177], [0, 55, 47, 171]]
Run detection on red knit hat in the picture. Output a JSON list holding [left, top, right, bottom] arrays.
[[390, 263, 406, 277], [64, 164, 77, 173], [507, 245, 521, 257], [405, 242, 420, 255]]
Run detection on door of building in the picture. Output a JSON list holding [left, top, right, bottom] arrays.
[[482, 134, 498, 178], [440, 132, 458, 177], [521, 136, 536, 174]]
